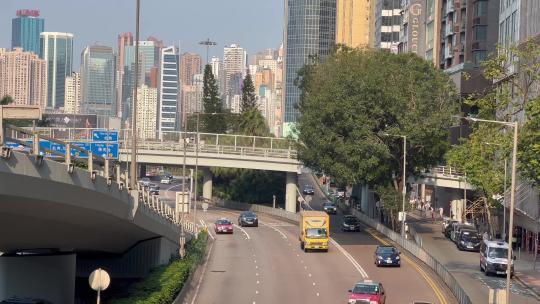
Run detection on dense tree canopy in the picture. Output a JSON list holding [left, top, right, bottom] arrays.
[[297, 47, 458, 189], [241, 72, 257, 113], [202, 64, 227, 133]]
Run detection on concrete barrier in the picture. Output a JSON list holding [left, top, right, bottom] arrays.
[[213, 198, 300, 223]]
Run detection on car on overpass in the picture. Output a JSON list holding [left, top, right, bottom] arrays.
[[160, 175, 173, 184], [149, 184, 160, 195], [214, 218, 234, 234], [303, 184, 315, 195], [374, 245, 401, 267], [341, 215, 361, 232], [238, 211, 258, 227], [322, 201, 337, 214], [138, 177, 151, 188], [347, 280, 386, 304]]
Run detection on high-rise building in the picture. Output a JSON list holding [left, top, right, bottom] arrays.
[[374, 0, 401, 51], [283, 0, 336, 134], [64, 72, 81, 114], [336, 0, 373, 48], [180, 53, 202, 86], [182, 73, 204, 115], [40, 32, 73, 110], [136, 85, 158, 140], [11, 9, 44, 55], [255, 68, 275, 92], [158, 46, 180, 133], [80, 45, 116, 116], [122, 44, 146, 121], [210, 56, 224, 94], [116, 32, 133, 117], [398, 0, 427, 55], [223, 44, 247, 101], [0, 48, 46, 107], [499, 0, 540, 48]]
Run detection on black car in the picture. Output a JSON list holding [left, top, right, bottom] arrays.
[[238, 211, 258, 227], [303, 185, 315, 195], [322, 201, 337, 214], [456, 229, 481, 251], [374, 245, 401, 267], [149, 184, 160, 195], [341, 215, 361, 232], [444, 220, 458, 238]]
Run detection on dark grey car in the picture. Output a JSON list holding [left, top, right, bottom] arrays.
[[238, 211, 258, 227]]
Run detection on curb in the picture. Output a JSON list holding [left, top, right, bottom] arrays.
[[514, 272, 540, 300], [173, 237, 214, 304]]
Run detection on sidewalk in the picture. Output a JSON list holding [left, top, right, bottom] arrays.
[[407, 210, 540, 298]]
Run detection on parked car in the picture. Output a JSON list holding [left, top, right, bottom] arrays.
[[456, 228, 481, 251], [451, 223, 475, 243], [322, 201, 337, 214], [303, 185, 315, 195], [443, 219, 458, 237], [341, 215, 361, 232], [348, 280, 386, 304], [214, 218, 234, 234], [374, 245, 401, 267], [480, 239, 514, 277], [238, 211, 258, 227]]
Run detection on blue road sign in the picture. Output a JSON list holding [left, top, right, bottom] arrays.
[[91, 143, 119, 159], [91, 130, 118, 142], [71, 142, 90, 158]]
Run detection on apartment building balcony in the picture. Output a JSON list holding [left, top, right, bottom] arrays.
[[446, 0, 455, 15]]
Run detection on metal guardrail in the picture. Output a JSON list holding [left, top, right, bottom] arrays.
[[214, 198, 301, 223], [342, 203, 472, 304], [426, 165, 465, 177], [23, 127, 295, 151], [130, 141, 298, 160]]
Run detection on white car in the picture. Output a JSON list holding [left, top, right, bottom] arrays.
[[161, 177, 172, 184]]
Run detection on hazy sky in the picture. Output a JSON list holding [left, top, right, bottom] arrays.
[[1, 0, 284, 67]]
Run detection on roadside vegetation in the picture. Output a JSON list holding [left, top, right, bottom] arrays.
[[108, 231, 208, 304]]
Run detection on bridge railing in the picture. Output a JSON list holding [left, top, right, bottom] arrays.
[[423, 165, 464, 177]]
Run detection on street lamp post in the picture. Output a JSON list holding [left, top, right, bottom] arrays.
[[485, 141, 508, 240], [129, 0, 141, 190], [199, 38, 217, 64], [464, 117, 518, 303], [382, 133, 407, 237]]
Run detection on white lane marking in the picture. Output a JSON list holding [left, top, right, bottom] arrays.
[[190, 241, 215, 304], [309, 273, 312, 277], [254, 260, 257, 263], [256, 280, 260, 284], [233, 224, 250, 240], [260, 221, 288, 239], [312, 282, 316, 286], [201, 220, 215, 240], [304, 266, 307, 269], [255, 290, 259, 294], [256, 272, 259, 276], [199, 219, 206, 227], [316, 293, 320, 297], [330, 238, 369, 278], [255, 265, 258, 269]]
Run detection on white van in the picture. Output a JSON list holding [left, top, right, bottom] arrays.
[[479, 240, 515, 277]]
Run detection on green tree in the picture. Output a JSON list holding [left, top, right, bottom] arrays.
[[241, 72, 257, 113], [234, 109, 269, 137], [0, 95, 14, 105], [447, 38, 540, 199], [297, 47, 457, 190], [202, 64, 227, 133]]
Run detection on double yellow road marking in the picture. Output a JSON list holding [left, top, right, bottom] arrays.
[[366, 228, 449, 304]]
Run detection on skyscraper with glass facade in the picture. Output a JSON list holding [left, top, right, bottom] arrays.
[[283, 0, 336, 135], [40, 32, 73, 110], [11, 9, 44, 55], [158, 46, 180, 134], [80, 45, 116, 116]]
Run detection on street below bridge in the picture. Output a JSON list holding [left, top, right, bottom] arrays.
[[158, 174, 456, 304]]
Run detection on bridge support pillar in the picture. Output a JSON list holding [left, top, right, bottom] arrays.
[[285, 172, 297, 213], [203, 168, 213, 201], [0, 253, 76, 304]]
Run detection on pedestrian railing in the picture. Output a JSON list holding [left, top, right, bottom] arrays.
[[342, 203, 472, 304], [425, 165, 465, 177]]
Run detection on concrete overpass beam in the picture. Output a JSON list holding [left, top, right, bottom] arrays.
[[285, 172, 297, 213], [0, 253, 76, 304], [202, 168, 213, 201]]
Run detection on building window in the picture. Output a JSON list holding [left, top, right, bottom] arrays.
[[474, 0, 488, 17], [427, 0, 435, 17], [474, 26, 487, 41], [473, 50, 487, 66]]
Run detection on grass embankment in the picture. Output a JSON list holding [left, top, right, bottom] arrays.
[[109, 231, 208, 304]]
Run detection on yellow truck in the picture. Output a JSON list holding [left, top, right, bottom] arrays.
[[300, 211, 330, 252]]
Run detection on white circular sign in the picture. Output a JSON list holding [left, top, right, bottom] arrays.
[[89, 268, 110, 291]]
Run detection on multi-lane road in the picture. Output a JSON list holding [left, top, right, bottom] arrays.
[[158, 175, 455, 304]]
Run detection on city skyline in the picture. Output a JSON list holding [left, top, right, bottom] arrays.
[[0, 0, 284, 67]]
